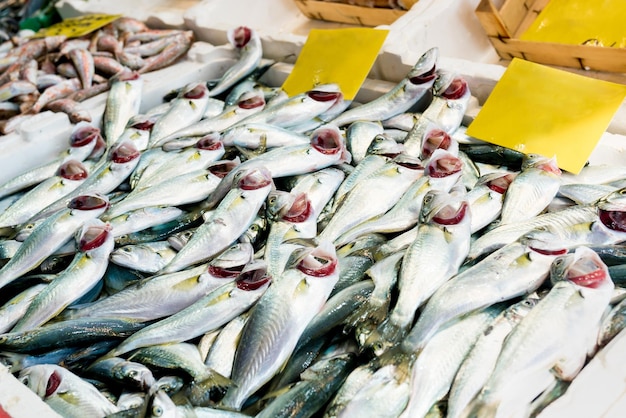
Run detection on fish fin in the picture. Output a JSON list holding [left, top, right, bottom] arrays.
[[362, 318, 406, 357]]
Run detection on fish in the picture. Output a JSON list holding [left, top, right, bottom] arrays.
[[345, 120, 384, 164], [220, 122, 310, 150], [329, 47, 438, 127], [466, 171, 517, 234], [159, 167, 273, 274], [68, 48, 95, 89], [0, 194, 109, 291], [85, 356, 156, 392], [420, 73, 471, 134], [208, 26, 263, 98], [204, 312, 250, 379], [103, 70, 143, 147], [0, 283, 47, 334], [19, 364, 119, 417], [137, 30, 193, 74], [109, 241, 177, 274], [109, 206, 184, 238], [222, 241, 340, 410]]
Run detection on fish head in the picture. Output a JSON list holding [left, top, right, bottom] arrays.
[[408, 47, 438, 85], [240, 214, 268, 247], [310, 124, 351, 164], [520, 226, 568, 257], [115, 361, 155, 391], [76, 218, 113, 252], [367, 133, 405, 158], [505, 295, 541, 322], [550, 246, 613, 290], [235, 259, 272, 291], [420, 126, 456, 160], [236, 90, 265, 111], [69, 122, 102, 159], [522, 153, 562, 175], [420, 187, 469, 226], [424, 148, 463, 179], [195, 132, 224, 152], [228, 26, 255, 48], [208, 242, 254, 277], [208, 157, 241, 179], [19, 365, 65, 398], [146, 389, 176, 418], [236, 166, 273, 190], [179, 82, 209, 100], [57, 159, 89, 181], [266, 190, 295, 221], [109, 69, 141, 84], [128, 113, 157, 132], [282, 192, 314, 224], [434, 72, 470, 101], [597, 187, 626, 233], [476, 171, 517, 195], [67, 193, 110, 214], [109, 140, 141, 164], [289, 240, 339, 279]]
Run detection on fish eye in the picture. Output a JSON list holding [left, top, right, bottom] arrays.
[[128, 370, 137, 378], [20, 376, 28, 386], [250, 224, 260, 232], [152, 405, 164, 417], [553, 258, 564, 267]]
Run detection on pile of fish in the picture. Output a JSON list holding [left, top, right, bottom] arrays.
[[1, 24, 626, 418], [0, 16, 193, 133]]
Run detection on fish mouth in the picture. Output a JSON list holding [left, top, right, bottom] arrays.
[[79, 222, 112, 251], [238, 167, 272, 190], [67, 194, 109, 211], [441, 77, 468, 100], [208, 264, 246, 278], [182, 83, 208, 100], [409, 65, 437, 84], [566, 256, 607, 288], [236, 261, 271, 290], [70, 124, 100, 147], [231, 26, 252, 48], [195, 133, 223, 151], [296, 247, 338, 277], [129, 116, 156, 131], [426, 153, 462, 178], [598, 209, 626, 233], [57, 159, 88, 180], [110, 141, 140, 163], [432, 201, 468, 225], [282, 193, 312, 223], [408, 48, 439, 84], [45, 370, 62, 397], [237, 92, 265, 109], [111, 70, 140, 83], [307, 90, 343, 103], [208, 160, 239, 178], [485, 173, 516, 194], [421, 129, 451, 159], [311, 126, 343, 155]]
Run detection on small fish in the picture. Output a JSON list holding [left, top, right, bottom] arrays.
[[138, 30, 193, 74], [0, 283, 47, 333], [110, 241, 177, 274], [103, 70, 143, 147], [204, 312, 251, 379], [68, 48, 95, 89], [0, 79, 37, 102], [209, 26, 263, 98], [86, 356, 156, 392], [29, 77, 82, 113], [109, 206, 184, 238]]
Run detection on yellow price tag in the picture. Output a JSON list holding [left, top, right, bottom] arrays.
[[466, 58, 626, 174], [282, 28, 388, 100], [520, 0, 626, 47], [33, 14, 123, 39]]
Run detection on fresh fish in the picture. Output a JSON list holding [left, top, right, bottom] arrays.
[[19, 364, 119, 417], [597, 294, 626, 347], [234, 84, 344, 129], [109, 206, 184, 238], [0, 283, 46, 333], [209, 26, 263, 98], [557, 183, 617, 206], [160, 167, 272, 273], [256, 353, 357, 418], [29, 77, 82, 113], [446, 297, 540, 418], [34, 141, 140, 221], [318, 154, 423, 244], [148, 82, 211, 148], [68, 48, 95, 89], [559, 163, 626, 186], [499, 154, 562, 225], [330, 47, 438, 127], [222, 242, 340, 410], [72, 242, 252, 323], [45, 98, 92, 124], [466, 171, 516, 234], [420, 74, 471, 134], [103, 70, 143, 147], [402, 117, 458, 160], [106, 261, 270, 357], [220, 122, 310, 150], [0, 194, 109, 290], [468, 246, 614, 418], [204, 312, 250, 379], [368, 187, 472, 354], [399, 307, 503, 418], [404, 229, 569, 353], [345, 120, 384, 164], [0, 79, 37, 101], [110, 241, 177, 274], [137, 30, 193, 74], [86, 356, 156, 391], [334, 149, 464, 247], [0, 159, 90, 228], [12, 220, 114, 332]]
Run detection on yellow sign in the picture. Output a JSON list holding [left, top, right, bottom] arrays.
[[466, 58, 626, 174], [282, 28, 388, 100], [34, 14, 122, 39], [520, 0, 626, 47]]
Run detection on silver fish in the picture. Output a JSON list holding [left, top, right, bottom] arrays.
[[220, 122, 310, 150], [0, 193, 109, 290], [402, 117, 459, 160], [420, 73, 472, 134], [222, 241, 340, 410], [345, 120, 384, 164], [110, 241, 177, 274], [69, 242, 253, 322], [209, 26, 263, 98], [109, 206, 184, 238], [86, 356, 156, 391], [468, 246, 614, 418], [160, 167, 272, 274], [330, 47, 438, 127], [19, 364, 119, 417], [466, 171, 517, 234], [0, 283, 47, 333], [204, 312, 250, 379], [12, 219, 114, 332]]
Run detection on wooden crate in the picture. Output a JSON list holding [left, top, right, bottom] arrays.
[[293, 0, 410, 27], [475, 0, 626, 72]]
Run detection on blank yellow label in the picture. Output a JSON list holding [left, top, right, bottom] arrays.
[[520, 0, 626, 47], [466, 58, 626, 174], [34, 14, 122, 39], [282, 28, 389, 100]]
